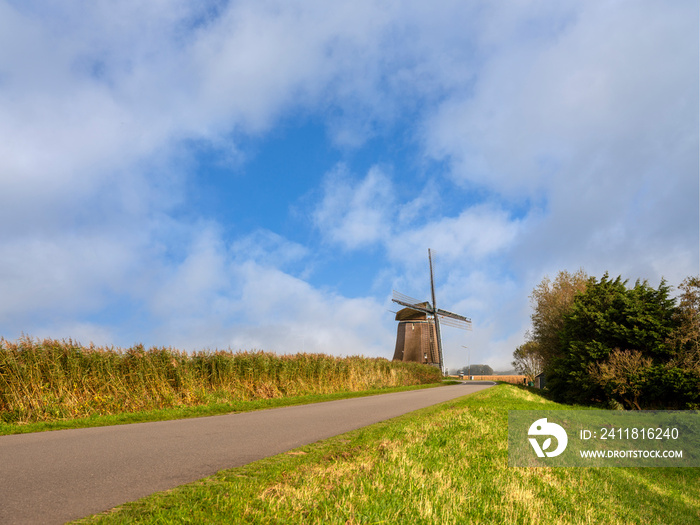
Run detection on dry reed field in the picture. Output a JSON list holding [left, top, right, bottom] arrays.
[[466, 375, 527, 384], [0, 337, 441, 424]]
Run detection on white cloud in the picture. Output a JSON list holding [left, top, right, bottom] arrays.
[[313, 163, 521, 263], [121, 224, 395, 356], [229, 229, 308, 269], [424, 0, 698, 285], [0, 229, 147, 327], [227, 260, 393, 355], [387, 205, 521, 265], [313, 165, 394, 249], [426, 2, 696, 192]]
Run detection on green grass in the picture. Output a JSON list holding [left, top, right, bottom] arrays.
[[74, 384, 700, 524]]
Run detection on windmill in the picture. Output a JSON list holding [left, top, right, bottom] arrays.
[[391, 249, 472, 371]]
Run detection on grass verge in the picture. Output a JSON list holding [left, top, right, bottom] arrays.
[[74, 384, 700, 524]]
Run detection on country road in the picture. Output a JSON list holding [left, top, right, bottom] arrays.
[[0, 381, 494, 524]]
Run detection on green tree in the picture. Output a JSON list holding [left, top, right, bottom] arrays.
[[465, 364, 493, 375], [548, 274, 679, 407], [528, 269, 589, 367], [450, 364, 493, 376], [511, 341, 544, 382], [668, 276, 700, 369]]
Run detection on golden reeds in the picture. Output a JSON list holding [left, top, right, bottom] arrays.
[[0, 336, 441, 424], [467, 375, 528, 384]]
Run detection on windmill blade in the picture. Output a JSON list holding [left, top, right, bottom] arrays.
[[436, 308, 470, 322], [392, 290, 424, 307], [391, 297, 433, 315], [429, 248, 437, 310], [438, 314, 473, 331], [435, 306, 472, 331]]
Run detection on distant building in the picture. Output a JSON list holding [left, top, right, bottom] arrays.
[[535, 373, 546, 389]]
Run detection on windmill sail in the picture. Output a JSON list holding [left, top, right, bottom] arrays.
[[390, 249, 471, 371], [391, 291, 471, 330]]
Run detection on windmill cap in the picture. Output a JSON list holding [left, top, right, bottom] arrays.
[[395, 303, 432, 321]]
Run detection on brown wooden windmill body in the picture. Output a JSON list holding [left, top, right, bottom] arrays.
[[392, 302, 440, 364]]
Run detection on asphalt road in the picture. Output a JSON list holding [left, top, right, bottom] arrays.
[[0, 381, 494, 524]]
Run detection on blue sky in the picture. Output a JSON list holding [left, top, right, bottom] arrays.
[[1, 0, 697, 370]]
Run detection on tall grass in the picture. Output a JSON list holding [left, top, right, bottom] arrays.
[[0, 337, 441, 424]]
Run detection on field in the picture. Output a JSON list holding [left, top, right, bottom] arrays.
[[466, 374, 527, 384], [75, 384, 700, 524], [0, 337, 441, 426]]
